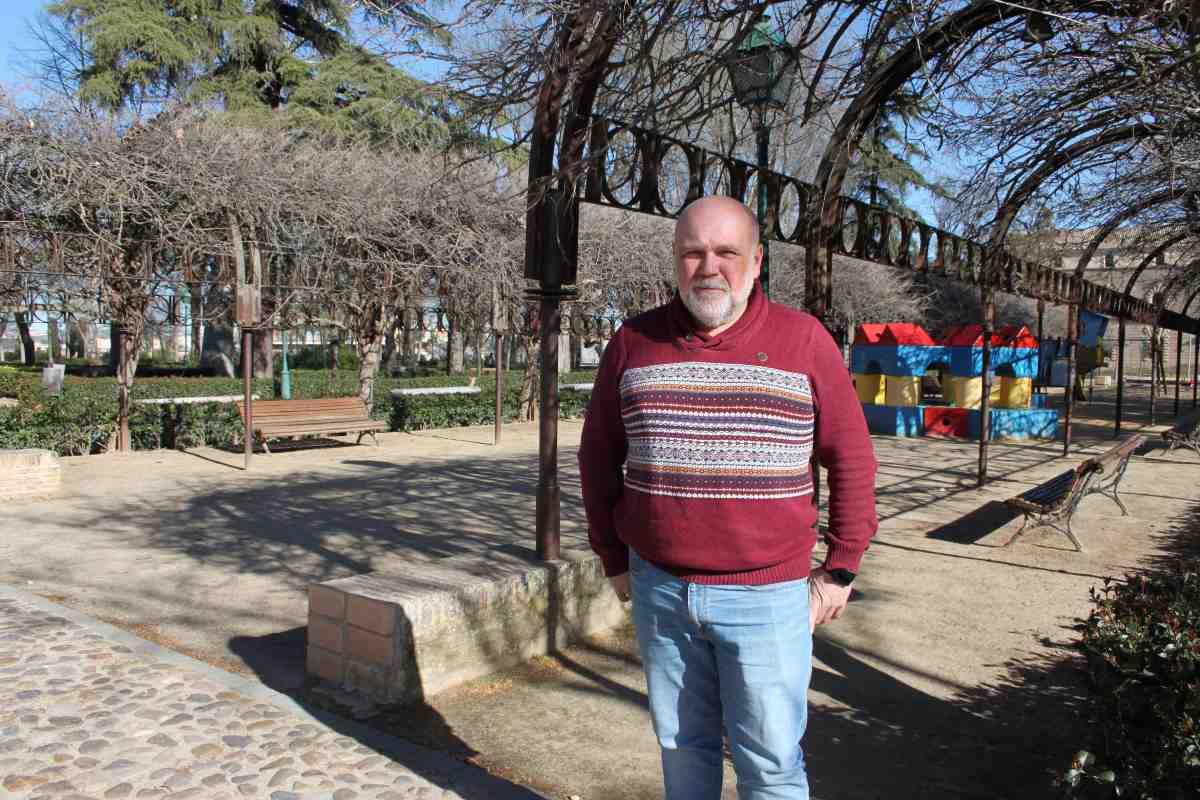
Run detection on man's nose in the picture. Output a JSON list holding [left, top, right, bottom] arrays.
[[696, 252, 720, 275]]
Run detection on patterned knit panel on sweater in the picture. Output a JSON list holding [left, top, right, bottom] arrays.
[[618, 361, 815, 500]]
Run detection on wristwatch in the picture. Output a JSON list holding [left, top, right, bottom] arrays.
[[826, 568, 856, 587]]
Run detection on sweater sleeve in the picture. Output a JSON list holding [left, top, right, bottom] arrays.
[[808, 321, 878, 573], [577, 328, 630, 577]]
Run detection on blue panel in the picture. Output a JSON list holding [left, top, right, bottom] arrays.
[[850, 345, 896, 375], [949, 346, 1038, 378], [861, 404, 925, 437], [1079, 311, 1110, 348], [1030, 393, 1048, 409], [967, 408, 1058, 440], [853, 344, 949, 376]]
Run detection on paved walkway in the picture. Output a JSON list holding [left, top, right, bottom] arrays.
[[1, 385, 1197, 799], [0, 585, 542, 800]]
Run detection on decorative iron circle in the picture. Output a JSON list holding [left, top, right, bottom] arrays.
[[598, 126, 643, 209], [777, 178, 806, 243], [655, 141, 693, 217]]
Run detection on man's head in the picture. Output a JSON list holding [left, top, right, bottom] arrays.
[[672, 196, 763, 335]]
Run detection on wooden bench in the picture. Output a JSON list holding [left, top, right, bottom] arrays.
[[236, 398, 386, 453], [1162, 410, 1200, 456], [1003, 434, 1146, 552]]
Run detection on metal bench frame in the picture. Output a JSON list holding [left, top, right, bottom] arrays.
[[1003, 435, 1145, 552], [1162, 411, 1200, 457]]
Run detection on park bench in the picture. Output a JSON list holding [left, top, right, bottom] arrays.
[[1003, 434, 1146, 552], [236, 397, 385, 453], [1162, 410, 1200, 456]]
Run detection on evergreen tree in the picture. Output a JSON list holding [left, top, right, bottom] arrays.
[[845, 11, 948, 220], [45, 1, 452, 141]]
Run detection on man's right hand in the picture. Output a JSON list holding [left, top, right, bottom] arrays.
[[609, 573, 631, 603]]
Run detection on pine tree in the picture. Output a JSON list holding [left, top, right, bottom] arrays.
[[845, 12, 948, 220], [45, 1, 451, 141]]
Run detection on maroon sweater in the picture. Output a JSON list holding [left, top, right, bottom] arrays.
[[577, 283, 878, 585]]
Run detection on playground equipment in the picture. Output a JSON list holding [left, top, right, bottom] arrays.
[[851, 323, 1059, 440]]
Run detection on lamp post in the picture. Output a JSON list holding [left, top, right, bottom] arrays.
[[280, 329, 292, 400], [724, 19, 799, 299]]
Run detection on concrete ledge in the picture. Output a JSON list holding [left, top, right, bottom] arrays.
[[0, 448, 61, 502], [307, 547, 626, 704], [391, 386, 481, 397]]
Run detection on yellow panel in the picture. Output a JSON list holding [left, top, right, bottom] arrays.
[[853, 373, 886, 405], [885, 375, 921, 406], [999, 376, 1032, 409], [948, 376, 1002, 409]]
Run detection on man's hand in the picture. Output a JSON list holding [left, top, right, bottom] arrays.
[[609, 572, 631, 603], [809, 568, 852, 632]]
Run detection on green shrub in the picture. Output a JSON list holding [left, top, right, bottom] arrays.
[[0, 366, 593, 455], [1063, 571, 1200, 798]]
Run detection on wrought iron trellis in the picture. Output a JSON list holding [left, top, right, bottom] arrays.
[[579, 118, 1199, 335]]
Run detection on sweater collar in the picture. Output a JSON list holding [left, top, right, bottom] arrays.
[[670, 280, 769, 351]]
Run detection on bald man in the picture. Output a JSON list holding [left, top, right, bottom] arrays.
[[578, 196, 878, 799]]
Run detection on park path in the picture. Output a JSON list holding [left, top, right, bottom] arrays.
[[0, 584, 543, 800]]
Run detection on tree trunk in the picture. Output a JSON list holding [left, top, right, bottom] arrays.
[[115, 321, 143, 451], [382, 310, 400, 374], [201, 320, 237, 377], [188, 283, 204, 364], [518, 334, 539, 421], [447, 316, 465, 375], [358, 339, 382, 408], [16, 311, 35, 365], [48, 316, 61, 363], [252, 326, 273, 379], [570, 331, 582, 371], [401, 318, 417, 372]]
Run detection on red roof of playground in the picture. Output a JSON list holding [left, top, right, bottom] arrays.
[[941, 324, 1037, 348], [853, 323, 935, 346]]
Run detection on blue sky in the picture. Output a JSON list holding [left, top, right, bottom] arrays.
[[1, 0, 49, 92]]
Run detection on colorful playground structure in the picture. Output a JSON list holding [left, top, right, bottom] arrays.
[[851, 322, 1059, 440]]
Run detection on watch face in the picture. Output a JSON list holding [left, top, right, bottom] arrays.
[[829, 569, 856, 586]]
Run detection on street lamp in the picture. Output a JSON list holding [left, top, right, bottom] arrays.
[[724, 19, 799, 298]]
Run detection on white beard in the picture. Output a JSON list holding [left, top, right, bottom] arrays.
[[683, 279, 752, 331]]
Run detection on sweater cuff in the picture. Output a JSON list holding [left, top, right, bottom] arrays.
[[822, 539, 868, 574], [595, 542, 629, 577]]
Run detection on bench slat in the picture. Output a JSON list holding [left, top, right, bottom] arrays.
[[234, 398, 382, 451]]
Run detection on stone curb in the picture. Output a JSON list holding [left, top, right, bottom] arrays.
[[0, 582, 547, 800]]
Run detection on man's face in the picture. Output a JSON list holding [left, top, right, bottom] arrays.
[[673, 198, 763, 334]]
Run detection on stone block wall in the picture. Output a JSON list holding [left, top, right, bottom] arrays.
[[306, 549, 626, 704], [0, 449, 62, 502]]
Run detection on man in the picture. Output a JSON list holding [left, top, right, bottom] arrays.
[[578, 195, 878, 799]]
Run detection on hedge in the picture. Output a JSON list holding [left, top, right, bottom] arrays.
[[1063, 571, 1200, 798], [0, 367, 596, 455]]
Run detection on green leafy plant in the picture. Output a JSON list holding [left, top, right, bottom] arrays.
[[1061, 571, 1200, 798]]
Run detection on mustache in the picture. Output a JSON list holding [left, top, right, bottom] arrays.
[[690, 280, 729, 291]]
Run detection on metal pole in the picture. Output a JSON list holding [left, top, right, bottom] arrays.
[[978, 291, 994, 488], [1149, 325, 1158, 426], [1036, 299, 1045, 394], [1115, 317, 1125, 436], [537, 297, 561, 561], [494, 333, 504, 445], [280, 329, 292, 400], [243, 328, 253, 469], [756, 120, 771, 298], [1193, 333, 1198, 408], [1063, 304, 1076, 456], [1173, 329, 1183, 416], [116, 327, 130, 452]]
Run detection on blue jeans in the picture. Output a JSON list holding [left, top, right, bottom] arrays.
[[629, 549, 812, 800]]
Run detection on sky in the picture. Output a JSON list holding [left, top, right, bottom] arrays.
[[1, 0, 49, 92], [0, 1, 946, 235]]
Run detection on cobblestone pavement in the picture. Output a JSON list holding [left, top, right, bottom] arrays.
[[0, 587, 544, 800]]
